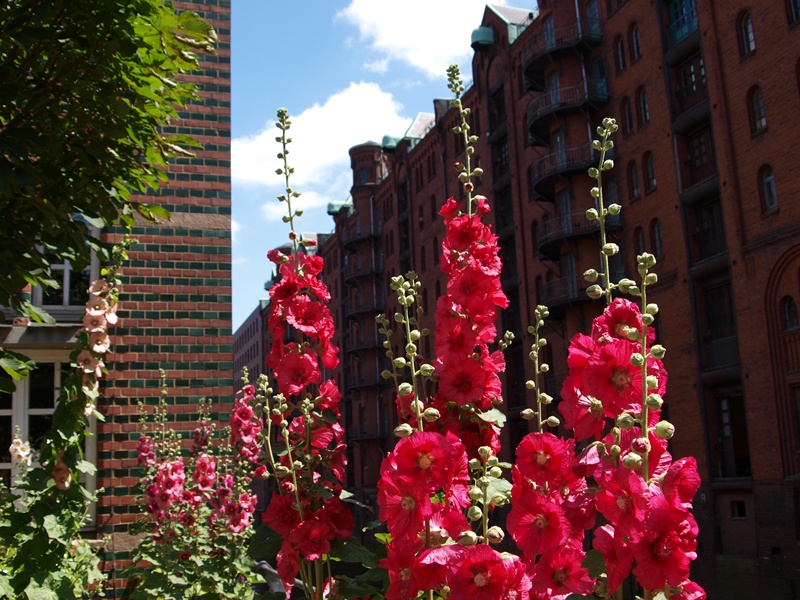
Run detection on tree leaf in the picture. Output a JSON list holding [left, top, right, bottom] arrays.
[[476, 407, 506, 426]]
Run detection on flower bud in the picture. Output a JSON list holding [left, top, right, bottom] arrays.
[[478, 446, 492, 459], [457, 531, 478, 546], [631, 437, 650, 454], [469, 486, 483, 501], [423, 407, 440, 422], [546, 416, 561, 428], [650, 344, 666, 359], [645, 272, 658, 285], [626, 328, 640, 341], [394, 423, 414, 438], [655, 420, 675, 440], [526, 379, 536, 390], [590, 187, 601, 198], [602, 243, 619, 256], [610, 444, 621, 457], [642, 313, 654, 326], [487, 456, 499, 467], [588, 167, 599, 178], [487, 526, 505, 544], [393, 357, 406, 368], [467, 505, 483, 522], [623, 452, 643, 469], [540, 363, 550, 373], [274, 465, 290, 478], [491, 494, 507, 506], [646, 393, 663, 409], [586, 208, 599, 220], [630, 353, 645, 367], [398, 382, 413, 396], [489, 466, 503, 478], [381, 369, 393, 380], [602, 117, 616, 129], [410, 399, 425, 414], [520, 408, 536, 420], [587, 285, 603, 300], [646, 303, 659, 315], [584, 268, 599, 283], [469, 458, 482, 471], [646, 375, 659, 391], [607, 203, 621, 215], [603, 159, 615, 171], [616, 413, 635, 430], [419, 363, 435, 377]]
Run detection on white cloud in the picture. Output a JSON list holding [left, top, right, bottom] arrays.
[[336, 0, 507, 79], [233, 81, 411, 222], [231, 218, 241, 243], [363, 56, 390, 74]]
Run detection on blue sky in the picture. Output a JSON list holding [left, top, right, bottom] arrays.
[[230, 0, 510, 330]]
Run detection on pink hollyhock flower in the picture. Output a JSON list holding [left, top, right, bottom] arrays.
[[90, 331, 111, 353], [566, 333, 597, 374], [263, 493, 301, 537], [630, 489, 698, 589], [438, 197, 462, 223], [77, 350, 103, 377], [502, 552, 532, 600], [378, 471, 433, 541], [88, 279, 109, 296], [285, 294, 333, 336], [315, 379, 342, 413], [274, 344, 321, 397], [447, 265, 508, 315], [82, 312, 107, 333], [287, 514, 331, 560], [277, 538, 300, 597], [515, 432, 575, 487], [85, 295, 109, 317], [474, 195, 491, 215], [437, 356, 490, 407], [191, 453, 216, 491], [506, 487, 569, 556], [662, 457, 701, 508], [105, 300, 118, 325], [434, 312, 480, 361], [137, 435, 155, 467], [592, 297, 655, 346], [530, 546, 594, 600], [392, 431, 457, 493], [448, 544, 508, 600], [593, 524, 635, 593]]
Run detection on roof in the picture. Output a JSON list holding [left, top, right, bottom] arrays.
[[404, 113, 435, 139], [487, 3, 537, 44]]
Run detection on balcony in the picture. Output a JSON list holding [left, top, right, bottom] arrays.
[[527, 80, 609, 145], [522, 19, 603, 91], [346, 335, 383, 354], [341, 221, 382, 249], [537, 276, 591, 311], [343, 296, 385, 319], [679, 161, 719, 206], [536, 211, 622, 259], [530, 145, 596, 200], [342, 256, 384, 283], [665, 8, 700, 66], [344, 372, 385, 390], [346, 422, 388, 442], [672, 84, 710, 135], [700, 335, 741, 386]]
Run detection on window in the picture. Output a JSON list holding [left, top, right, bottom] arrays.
[[34, 252, 96, 309], [738, 11, 756, 56], [748, 86, 767, 133], [548, 71, 560, 106], [637, 87, 650, 126], [420, 245, 426, 273], [489, 85, 507, 130], [418, 205, 424, 230], [788, 0, 800, 25], [615, 36, 626, 73], [492, 139, 510, 179], [628, 161, 640, 201], [621, 97, 633, 135], [544, 16, 555, 48], [630, 24, 642, 61], [635, 226, 646, 255], [433, 236, 439, 265], [644, 151, 657, 191], [760, 165, 778, 212], [587, 0, 601, 35], [430, 194, 437, 220], [605, 176, 619, 205], [650, 219, 664, 258], [782, 296, 799, 331]]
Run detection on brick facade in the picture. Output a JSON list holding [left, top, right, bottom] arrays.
[[98, 0, 232, 593]]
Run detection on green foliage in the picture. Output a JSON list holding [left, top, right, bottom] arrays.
[[0, 0, 216, 318]]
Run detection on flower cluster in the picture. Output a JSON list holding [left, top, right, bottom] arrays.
[[78, 277, 118, 413], [255, 108, 354, 598]]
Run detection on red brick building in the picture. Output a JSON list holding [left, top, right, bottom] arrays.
[[282, 1, 799, 597]]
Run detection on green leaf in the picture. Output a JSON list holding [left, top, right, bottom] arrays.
[[476, 407, 506, 427], [24, 574, 60, 600], [329, 537, 380, 568], [42, 514, 68, 543], [75, 460, 97, 475], [581, 548, 607, 578], [320, 407, 339, 424], [484, 477, 512, 504], [0, 349, 36, 380], [23, 303, 55, 325], [335, 574, 386, 598], [248, 524, 283, 560]]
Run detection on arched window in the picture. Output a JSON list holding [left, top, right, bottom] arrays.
[[748, 86, 767, 133], [650, 219, 664, 258], [788, 0, 800, 26], [630, 24, 642, 61], [420, 245, 427, 272], [621, 97, 634, 135], [636, 87, 650, 125], [738, 11, 756, 56], [634, 226, 646, 255], [760, 165, 778, 212], [643, 151, 657, 191], [432, 236, 439, 265], [782, 296, 799, 330], [628, 161, 640, 201], [615, 36, 626, 74]]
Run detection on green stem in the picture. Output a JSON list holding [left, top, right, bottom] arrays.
[[640, 282, 650, 483]]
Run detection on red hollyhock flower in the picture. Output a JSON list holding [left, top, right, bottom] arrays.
[[582, 338, 644, 415], [593, 524, 634, 593], [377, 471, 433, 541], [274, 344, 321, 397], [437, 356, 490, 407], [445, 214, 485, 251], [507, 487, 569, 556], [434, 312, 480, 361], [595, 467, 650, 536], [287, 514, 332, 561], [448, 544, 508, 600], [559, 376, 605, 441], [392, 431, 457, 493], [662, 457, 701, 509], [263, 493, 301, 537], [592, 297, 655, 346], [673, 581, 707, 600], [515, 432, 575, 487], [530, 546, 594, 600], [447, 265, 508, 317], [502, 553, 532, 600], [630, 489, 698, 589], [322, 496, 354, 539], [381, 540, 437, 600], [285, 294, 333, 336], [438, 197, 462, 223], [277, 538, 300, 598]]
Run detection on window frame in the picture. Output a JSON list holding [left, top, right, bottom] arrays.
[[630, 24, 642, 61], [760, 164, 778, 213], [738, 11, 756, 56], [748, 86, 767, 134]]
